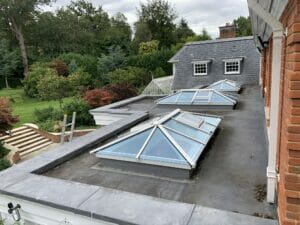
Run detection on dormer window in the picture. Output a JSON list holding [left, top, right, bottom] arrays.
[[193, 61, 210, 76], [223, 58, 243, 75]]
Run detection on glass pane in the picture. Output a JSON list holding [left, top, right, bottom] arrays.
[[158, 93, 180, 104], [167, 129, 204, 160], [201, 116, 222, 126], [97, 128, 152, 158], [176, 113, 204, 128], [196, 90, 210, 97], [164, 119, 210, 143], [140, 129, 187, 164], [177, 91, 195, 103], [200, 123, 216, 133], [210, 92, 231, 103]]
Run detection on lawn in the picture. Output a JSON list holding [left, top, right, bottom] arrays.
[[0, 88, 71, 127]]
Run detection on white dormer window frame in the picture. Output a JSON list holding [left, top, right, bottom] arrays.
[[223, 58, 243, 75], [192, 61, 210, 76]]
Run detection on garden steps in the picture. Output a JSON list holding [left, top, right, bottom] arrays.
[[1, 125, 54, 159], [19, 141, 53, 157]]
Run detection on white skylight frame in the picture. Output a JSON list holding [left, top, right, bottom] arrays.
[[223, 58, 243, 75], [207, 79, 242, 92], [193, 61, 208, 76], [90, 109, 222, 170], [156, 89, 237, 106]]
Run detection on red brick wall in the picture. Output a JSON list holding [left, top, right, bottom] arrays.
[[278, 0, 300, 224], [219, 25, 236, 39]]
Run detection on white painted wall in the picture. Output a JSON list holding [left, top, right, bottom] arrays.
[[0, 194, 114, 225]]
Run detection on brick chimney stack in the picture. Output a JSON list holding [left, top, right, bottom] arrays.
[[219, 23, 236, 39]]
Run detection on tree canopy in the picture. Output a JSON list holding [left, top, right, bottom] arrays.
[[234, 16, 253, 37]]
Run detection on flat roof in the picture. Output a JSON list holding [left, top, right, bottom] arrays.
[[44, 85, 276, 218]]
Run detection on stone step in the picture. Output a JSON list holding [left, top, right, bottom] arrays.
[[5, 131, 37, 144], [0, 126, 31, 141], [11, 134, 41, 146], [19, 141, 53, 157], [19, 139, 52, 152], [15, 136, 46, 148], [10, 127, 32, 136]]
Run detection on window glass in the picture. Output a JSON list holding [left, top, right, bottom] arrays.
[[167, 129, 204, 160], [225, 61, 240, 74], [177, 91, 195, 103], [140, 129, 188, 164], [97, 128, 152, 158], [194, 63, 207, 75], [159, 92, 181, 103], [164, 119, 210, 143]]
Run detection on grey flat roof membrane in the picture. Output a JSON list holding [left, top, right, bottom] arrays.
[[91, 109, 221, 170], [156, 89, 237, 106]]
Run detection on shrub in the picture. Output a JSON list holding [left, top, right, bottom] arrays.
[[83, 89, 113, 108], [0, 158, 10, 171], [58, 53, 98, 78], [23, 63, 58, 98], [0, 142, 9, 158], [139, 40, 160, 55], [62, 99, 95, 126], [68, 70, 94, 94], [103, 84, 137, 102], [127, 48, 175, 76], [34, 107, 62, 123], [109, 66, 150, 87], [49, 59, 69, 76], [37, 73, 72, 107], [0, 97, 19, 134]]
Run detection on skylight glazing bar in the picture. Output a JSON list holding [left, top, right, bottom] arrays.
[[175, 92, 182, 103], [158, 125, 195, 167], [90, 124, 153, 154], [171, 118, 211, 135], [136, 126, 157, 159], [163, 126, 206, 145]]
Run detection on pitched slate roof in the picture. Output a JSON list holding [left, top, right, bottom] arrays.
[[170, 36, 260, 90]]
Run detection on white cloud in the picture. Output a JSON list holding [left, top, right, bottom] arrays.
[[43, 0, 249, 38]]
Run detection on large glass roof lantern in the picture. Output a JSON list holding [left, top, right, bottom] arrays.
[[91, 109, 222, 170], [206, 79, 242, 92], [156, 89, 236, 106]]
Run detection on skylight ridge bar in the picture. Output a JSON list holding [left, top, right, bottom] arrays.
[[158, 125, 195, 168], [136, 126, 157, 159]]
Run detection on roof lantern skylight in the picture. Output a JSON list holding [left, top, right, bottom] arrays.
[[206, 79, 242, 92], [91, 109, 222, 171], [156, 89, 236, 106]]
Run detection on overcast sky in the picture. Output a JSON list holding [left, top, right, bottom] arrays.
[[43, 0, 249, 38]]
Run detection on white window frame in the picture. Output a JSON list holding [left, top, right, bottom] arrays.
[[193, 61, 209, 76], [223, 58, 242, 75]]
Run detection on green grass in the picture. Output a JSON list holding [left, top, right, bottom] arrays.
[[0, 88, 72, 127]]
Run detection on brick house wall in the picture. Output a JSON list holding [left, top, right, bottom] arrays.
[[261, 0, 300, 224]]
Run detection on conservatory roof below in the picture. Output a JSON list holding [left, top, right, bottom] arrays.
[[156, 89, 237, 106], [206, 79, 242, 92], [91, 109, 222, 169]]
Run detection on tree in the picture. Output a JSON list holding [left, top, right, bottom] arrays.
[[234, 16, 252, 37], [37, 73, 72, 108], [0, 0, 54, 77], [0, 38, 20, 88], [136, 0, 177, 48], [139, 40, 160, 55], [176, 18, 195, 41], [184, 29, 212, 42], [97, 46, 127, 85], [107, 13, 132, 53], [0, 97, 19, 134]]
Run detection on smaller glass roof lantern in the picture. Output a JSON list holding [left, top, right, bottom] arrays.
[[156, 89, 236, 106], [206, 79, 242, 92], [90, 109, 222, 170]]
